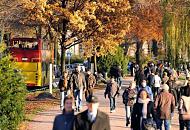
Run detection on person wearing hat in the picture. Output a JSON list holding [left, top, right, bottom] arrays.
[[155, 84, 175, 130], [72, 95, 111, 130]]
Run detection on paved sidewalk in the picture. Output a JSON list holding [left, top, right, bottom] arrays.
[[28, 77, 180, 130]]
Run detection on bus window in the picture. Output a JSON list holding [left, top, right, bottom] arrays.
[[12, 40, 38, 50]]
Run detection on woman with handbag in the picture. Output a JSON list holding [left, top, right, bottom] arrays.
[[131, 89, 156, 130]]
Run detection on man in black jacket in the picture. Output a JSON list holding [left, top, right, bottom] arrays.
[[72, 95, 111, 130]]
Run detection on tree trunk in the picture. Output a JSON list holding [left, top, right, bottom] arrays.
[[0, 25, 4, 44], [54, 38, 58, 65], [60, 0, 68, 75], [136, 41, 140, 65], [94, 52, 97, 73], [61, 45, 66, 75]]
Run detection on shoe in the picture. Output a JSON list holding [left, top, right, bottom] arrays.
[[60, 106, 64, 111], [110, 110, 116, 113], [126, 118, 130, 126]]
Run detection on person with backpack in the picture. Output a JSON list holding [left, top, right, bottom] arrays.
[[122, 81, 137, 127]]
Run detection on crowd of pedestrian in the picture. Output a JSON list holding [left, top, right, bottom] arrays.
[[53, 61, 190, 130], [123, 61, 190, 130]]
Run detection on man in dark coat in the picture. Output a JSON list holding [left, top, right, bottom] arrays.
[[72, 95, 111, 130], [104, 78, 120, 112], [69, 65, 86, 112]]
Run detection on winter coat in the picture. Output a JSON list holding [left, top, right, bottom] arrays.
[[53, 110, 74, 130], [178, 96, 190, 120], [155, 91, 175, 120], [122, 88, 137, 106], [58, 77, 68, 92], [183, 85, 190, 97], [72, 110, 110, 130], [147, 73, 155, 88], [69, 71, 86, 91], [162, 76, 169, 84], [105, 81, 119, 98], [154, 75, 161, 88], [131, 101, 155, 130], [86, 74, 96, 89], [135, 70, 146, 86]]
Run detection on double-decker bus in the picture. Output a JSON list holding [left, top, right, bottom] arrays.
[[9, 38, 52, 87]]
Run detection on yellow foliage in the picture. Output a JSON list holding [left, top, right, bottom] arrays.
[[17, 0, 131, 56]]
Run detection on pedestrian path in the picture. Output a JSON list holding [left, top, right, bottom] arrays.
[[28, 77, 179, 130]]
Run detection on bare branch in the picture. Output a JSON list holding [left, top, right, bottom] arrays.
[[65, 25, 100, 49]]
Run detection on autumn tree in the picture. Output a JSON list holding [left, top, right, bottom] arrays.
[[0, 0, 36, 43], [161, 0, 190, 67], [126, 0, 163, 65], [22, 0, 131, 73]]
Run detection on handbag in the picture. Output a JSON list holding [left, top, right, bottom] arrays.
[[143, 118, 157, 130]]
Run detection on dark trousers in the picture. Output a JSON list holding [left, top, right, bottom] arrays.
[[109, 97, 116, 111], [115, 77, 122, 87], [153, 87, 159, 98], [179, 120, 190, 130], [85, 88, 93, 99]]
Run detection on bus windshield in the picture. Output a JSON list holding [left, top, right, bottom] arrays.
[[12, 40, 38, 50]]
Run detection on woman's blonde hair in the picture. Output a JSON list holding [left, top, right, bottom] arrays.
[[129, 81, 136, 89]]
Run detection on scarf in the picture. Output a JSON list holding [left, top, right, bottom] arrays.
[[138, 98, 150, 130], [138, 98, 150, 119]]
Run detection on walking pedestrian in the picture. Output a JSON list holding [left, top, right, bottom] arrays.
[[162, 72, 169, 84], [138, 80, 153, 101], [72, 95, 111, 130], [155, 84, 175, 130], [58, 71, 69, 110], [185, 67, 190, 80], [147, 70, 155, 90], [69, 65, 86, 112], [153, 71, 161, 97], [85, 70, 96, 100], [122, 81, 137, 127], [178, 95, 190, 130], [116, 65, 123, 87], [104, 77, 120, 113], [131, 89, 156, 130], [130, 62, 134, 76], [135, 68, 146, 86], [53, 95, 75, 130]]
